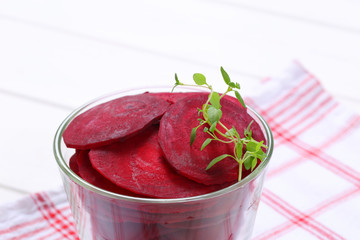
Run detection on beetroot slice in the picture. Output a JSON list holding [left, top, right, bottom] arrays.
[[70, 150, 144, 197], [89, 125, 226, 198], [148, 92, 197, 104], [158, 93, 266, 185], [69, 153, 80, 175], [63, 93, 170, 149]]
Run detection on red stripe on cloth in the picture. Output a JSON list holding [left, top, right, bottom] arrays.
[[275, 100, 338, 146], [42, 192, 78, 237], [271, 93, 331, 140], [259, 189, 345, 240], [263, 74, 313, 114], [277, 130, 360, 186], [0, 205, 70, 236], [7, 212, 73, 240], [306, 187, 360, 218], [37, 213, 79, 240], [271, 89, 325, 128], [255, 188, 360, 240], [268, 115, 360, 178], [31, 193, 73, 240], [248, 99, 360, 186], [266, 81, 322, 124], [314, 115, 360, 149], [261, 77, 271, 84], [266, 157, 303, 178], [0, 218, 44, 236], [246, 94, 337, 143], [9, 224, 57, 240], [266, 111, 360, 186]]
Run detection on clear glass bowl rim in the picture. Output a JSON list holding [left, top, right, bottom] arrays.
[[53, 86, 274, 204]]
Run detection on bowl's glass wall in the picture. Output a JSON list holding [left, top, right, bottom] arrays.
[[54, 87, 273, 240]]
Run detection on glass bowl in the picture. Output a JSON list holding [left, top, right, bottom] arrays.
[[53, 87, 273, 240]]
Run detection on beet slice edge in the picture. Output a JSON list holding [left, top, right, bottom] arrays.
[[70, 150, 144, 197], [63, 93, 170, 149]]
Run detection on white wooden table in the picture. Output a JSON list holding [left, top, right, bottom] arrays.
[[1, 0, 359, 213]]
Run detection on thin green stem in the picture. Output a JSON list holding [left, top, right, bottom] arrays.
[[238, 162, 243, 181], [219, 89, 232, 100], [204, 90, 214, 110], [213, 127, 229, 139], [218, 121, 235, 141], [175, 83, 210, 90], [207, 132, 236, 144]]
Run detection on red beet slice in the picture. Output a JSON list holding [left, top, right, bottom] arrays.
[[69, 153, 80, 175], [158, 93, 265, 185], [63, 93, 170, 149], [89, 125, 225, 198], [70, 150, 144, 197], [148, 92, 197, 104]]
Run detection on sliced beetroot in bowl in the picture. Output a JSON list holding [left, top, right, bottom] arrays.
[[70, 150, 144, 197], [63, 93, 170, 149], [158, 93, 266, 185], [148, 92, 198, 104], [89, 125, 226, 198]]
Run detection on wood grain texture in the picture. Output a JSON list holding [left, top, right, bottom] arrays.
[[0, 0, 359, 206]]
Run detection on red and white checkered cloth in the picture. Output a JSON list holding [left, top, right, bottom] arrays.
[[0, 188, 78, 240], [1, 62, 359, 240]]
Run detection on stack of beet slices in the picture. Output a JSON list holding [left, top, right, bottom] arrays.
[[64, 91, 266, 199], [63, 91, 267, 240]]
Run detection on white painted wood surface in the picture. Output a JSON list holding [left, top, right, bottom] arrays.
[[0, 0, 359, 214]]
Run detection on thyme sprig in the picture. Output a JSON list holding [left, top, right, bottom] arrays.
[[173, 67, 267, 181]]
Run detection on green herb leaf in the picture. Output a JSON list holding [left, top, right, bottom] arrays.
[[235, 142, 243, 159], [209, 121, 217, 132], [220, 67, 231, 85], [171, 73, 182, 92], [243, 153, 253, 170], [190, 126, 199, 146], [231, 126, 240, 139], [228, 82, 236, 88], [201, 138, 212, 151], [203, 127, 209, 132], [255, 140, 264, 152], [193, 73, 207, 85], [251, 158, 257, 171], [257, 150, 267, 161], [244, 121, 253, 139], [235, 82, 241, 89], [225, 127, 235, 137], [246, 140, 258, 152], [206, 154, 231, 170], [207, 106, 222, 124], [235, 90, 246, 108], [210, 92, 221, 109]]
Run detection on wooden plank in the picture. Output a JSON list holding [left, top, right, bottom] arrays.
[[0, 1, 360, 106], [0, 19, 260, 108], [0, 93, 68, 193], [0, 186, 27, 205], [216, 0, 360, 32]]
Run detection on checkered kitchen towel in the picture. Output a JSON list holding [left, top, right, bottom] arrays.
[[0, 188, 78, 240], [1, 62, 359, 240]]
